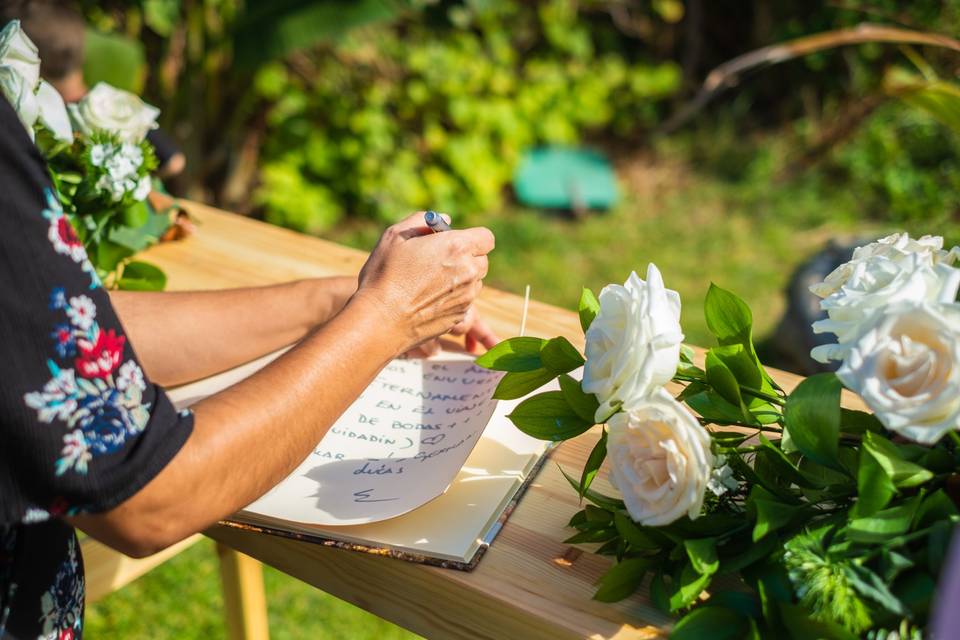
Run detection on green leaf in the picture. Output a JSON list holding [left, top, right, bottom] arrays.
[[578, 427, 607, 499], [840, 409, 884, 435], [613, 512, 664, 550], [685, 389, 747, 424], [893, 570, 935, 618], [559, 374, 600, 423], [750, 487, 803, 542], [705, 350, 744, 408], [540, 336, 585, 373], [584, 504, 613, 524], [578, 287, 600, 333], [719, 534, 778, 574], [710, 344, 762, 390], [568, 509, 588, 529], [684, 538, 719, 577], [117, 261, 167, 292], [560, 467, 625, 510], [914, 489, 959, 529], [862, 432, 934, 489], [492, 369, 557, 400], [93, 239, 135, 273], [856, 444, 896, 516], [507, 391, 592, 441], [650, 572, 670, 612], [593, 557, 652, 602], [564, 528, 618, 544], [669, 564, 712, 611], [671, 606, 751, 640], [122, 201, 149, 228], [475, 337, 547, 372], [847, 496, 922, 543], [844, 564, 908, 617], [702, 591, 761, 619], [756, 435, 822, 489], [783, 373, 843, 471], [777, 602, 858, 640], [704, 283, 753, 348]]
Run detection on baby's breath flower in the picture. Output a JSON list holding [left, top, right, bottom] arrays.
[[707, 454, 739, 497]]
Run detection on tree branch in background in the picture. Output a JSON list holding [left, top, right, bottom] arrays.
[[661, 23, 960, 134], [776, 93, 888, 183]]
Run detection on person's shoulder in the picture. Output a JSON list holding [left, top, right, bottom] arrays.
[[0, 95, 47, 167]]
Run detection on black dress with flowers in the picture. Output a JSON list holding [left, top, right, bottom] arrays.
[[0, 98, 194, 638]]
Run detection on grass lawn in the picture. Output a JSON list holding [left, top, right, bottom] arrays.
[[87, 140, 922, 638]]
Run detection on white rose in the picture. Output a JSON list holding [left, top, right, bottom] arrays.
[[35, 79, 72, 142], [0, 21, 72, 142], [809, 250, 960, 363], [811, 233, 958, 299], [69, 82, 159, 144], [607, 388, 713, 526], [0, 64, 38, 132], [0, 20, 40, 90], [836, 301, 960, 444], [582, 264, 683, 423]]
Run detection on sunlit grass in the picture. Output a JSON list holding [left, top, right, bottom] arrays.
[[85, 538, 420, 639]]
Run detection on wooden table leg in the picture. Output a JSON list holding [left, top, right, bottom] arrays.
[[216, 542, 270, 640]]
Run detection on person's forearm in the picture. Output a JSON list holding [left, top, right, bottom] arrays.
[[70, 292, 401, 557], [110, 276, 357, 387]]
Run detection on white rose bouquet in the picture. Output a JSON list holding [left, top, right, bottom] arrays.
[[478, 234, 960, 639], [0, 20, 170, 290]]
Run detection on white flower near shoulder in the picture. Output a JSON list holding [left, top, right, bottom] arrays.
[[606, 388, 713, 526], [0, 21, 72, 141], [836, 301, 960, 444], [0, 19, 40, 88], [809, 240, 960, 363], [66, 295, 96, 330], [69, 82, 159, 144], [582, 264, 683, 423]]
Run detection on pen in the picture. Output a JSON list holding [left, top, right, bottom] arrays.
[[424, 210, 451, 233]]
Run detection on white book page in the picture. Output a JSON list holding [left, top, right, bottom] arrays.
[[166, 351, 505, 526]]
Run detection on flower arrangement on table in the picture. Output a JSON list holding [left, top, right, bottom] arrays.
[[477, 233, 960, 639], [0, 20, 171, 290]]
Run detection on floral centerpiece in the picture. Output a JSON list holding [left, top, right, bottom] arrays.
[[0, 20, 170, 290], [477, 233, 960, 639]]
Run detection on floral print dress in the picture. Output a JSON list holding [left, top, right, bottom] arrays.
[[0, 97, 194, 639]]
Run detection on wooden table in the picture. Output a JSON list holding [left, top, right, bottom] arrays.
[[140, 201, 806, 640]]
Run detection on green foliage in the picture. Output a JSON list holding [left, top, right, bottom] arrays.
[[578, 287, 600, 334], [826, 102, 960, 232], [255, 0, 680, 232], [83, 29, 146, 93], [44, 130, 170, 289], [484, 278, 960, 639], [506, 390, 592, 440], [783, 374, 843, 471]]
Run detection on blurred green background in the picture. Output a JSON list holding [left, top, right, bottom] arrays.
[[67, 0, 960, 637]]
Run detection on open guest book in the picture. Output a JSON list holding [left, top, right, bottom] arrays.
[[165, 349, 552, 570]]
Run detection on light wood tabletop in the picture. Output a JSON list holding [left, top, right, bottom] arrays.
[[139, 201, 807, 640]]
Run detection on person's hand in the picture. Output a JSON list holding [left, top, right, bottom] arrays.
[[408, 306, 500, 357], [352, 212, 494, 356]]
